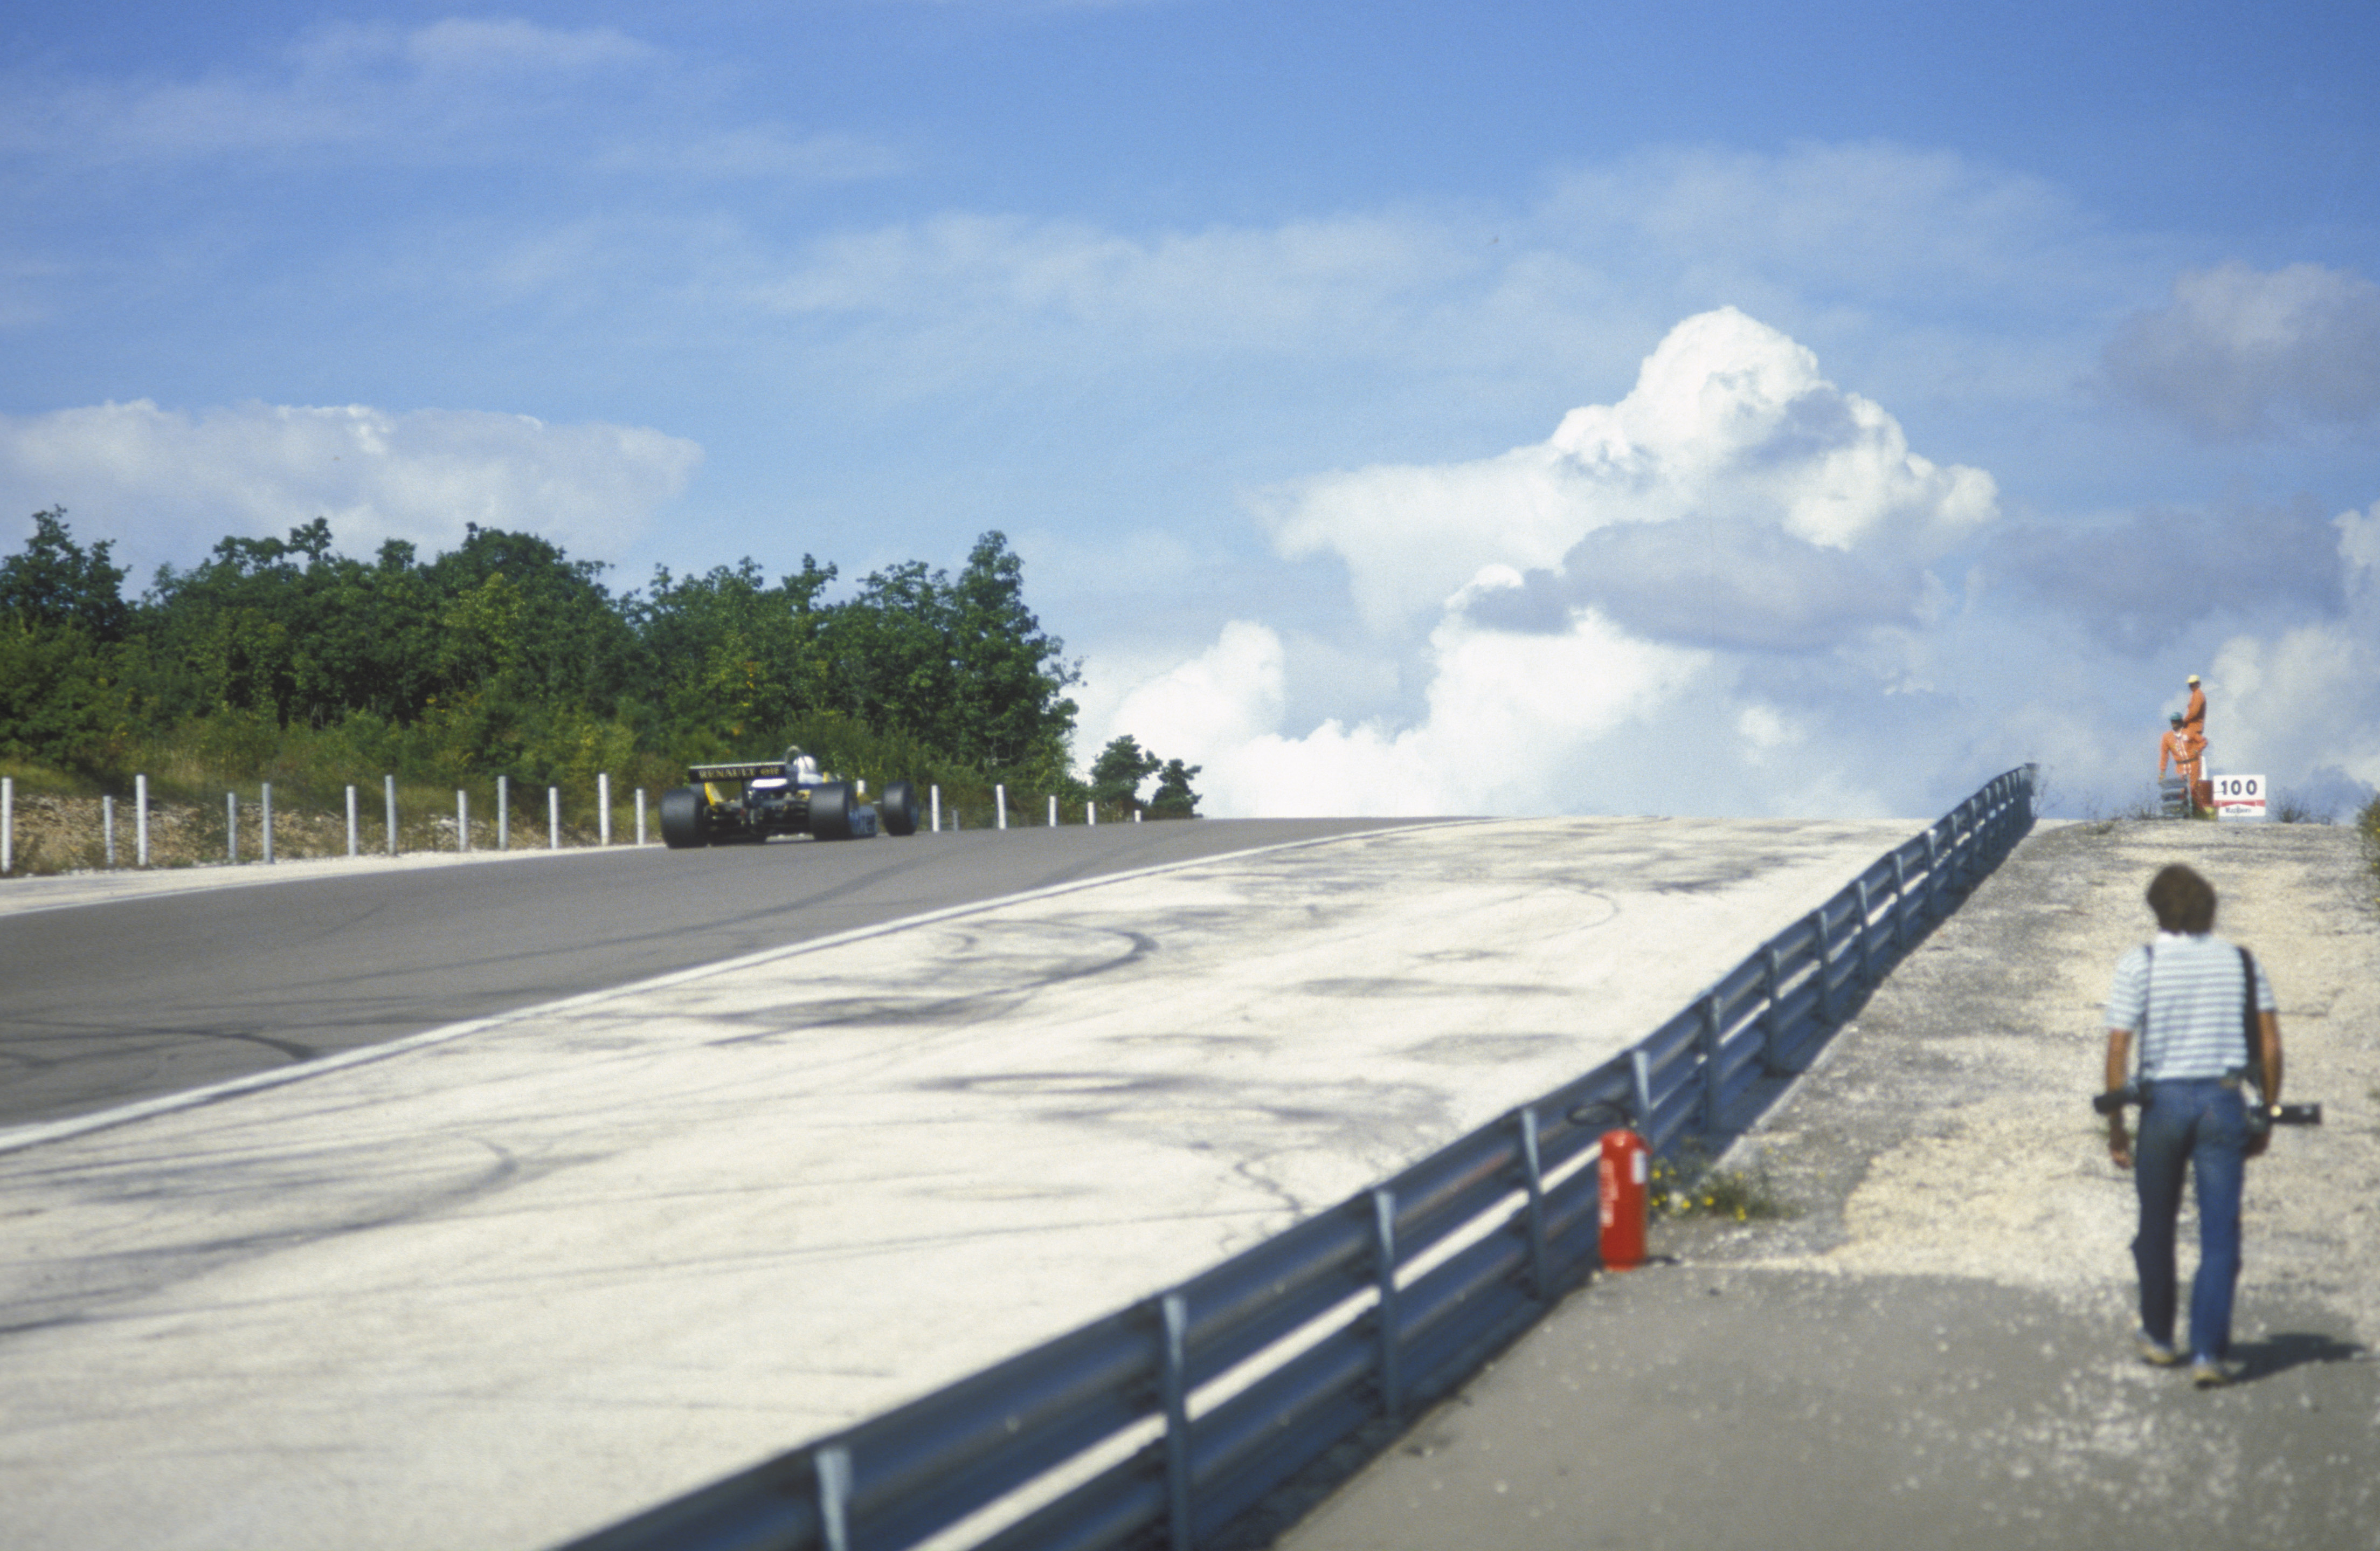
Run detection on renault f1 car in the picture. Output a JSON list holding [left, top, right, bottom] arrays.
[[659, 748, 921, 848]]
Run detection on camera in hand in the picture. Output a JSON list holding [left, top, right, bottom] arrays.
[[2093, 1081, 2321, 1126]]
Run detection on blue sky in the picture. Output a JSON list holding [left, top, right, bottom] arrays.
[[5, 2, 2378, 817]]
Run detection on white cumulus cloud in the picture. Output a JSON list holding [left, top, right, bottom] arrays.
[[1083, 308, 2376, 820], [2203, 502, 2380, 790], [0, 399, 702, 577], [1263, 306, 1997, 640]]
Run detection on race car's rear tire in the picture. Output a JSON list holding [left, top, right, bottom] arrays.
[[807, 781, 858, 840], [659, 785, 709, 849], [880, 779, 921, 837]]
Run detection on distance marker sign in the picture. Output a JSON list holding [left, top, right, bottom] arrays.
[[2211, 773, 2266, 820]]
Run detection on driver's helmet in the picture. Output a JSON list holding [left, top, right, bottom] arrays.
[[783, 745, 822, 783]]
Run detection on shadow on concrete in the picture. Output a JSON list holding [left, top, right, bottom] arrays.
[[2234, 1330, 2369, 1383]]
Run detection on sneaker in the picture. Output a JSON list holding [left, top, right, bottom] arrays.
[[2134, 1329, 2181, 1367], [2190, 1359, 2234, 1389]]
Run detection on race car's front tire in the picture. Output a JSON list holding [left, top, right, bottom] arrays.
[[659, 785, 709, 849], [807, 781, 858, 840], [880, 780, 921, 837]]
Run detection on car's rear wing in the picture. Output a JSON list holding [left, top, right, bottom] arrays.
[[686, 761, 786, 782]]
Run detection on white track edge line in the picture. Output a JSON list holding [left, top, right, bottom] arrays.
[[0, 821, 1480, 1157]]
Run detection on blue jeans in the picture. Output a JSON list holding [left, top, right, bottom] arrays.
[[2132, 1077, 2247, 1362]]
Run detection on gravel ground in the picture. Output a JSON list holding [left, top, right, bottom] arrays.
[[1719, 818, 2380, 1343], [1282, 819, 2380, 1551]]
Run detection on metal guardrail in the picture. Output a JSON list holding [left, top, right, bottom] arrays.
[[558, 767, 2037, 1551]]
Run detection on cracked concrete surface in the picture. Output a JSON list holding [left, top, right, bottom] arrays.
[[0, 815, 1918, 1551], [1281, 821, 2380, 1551]]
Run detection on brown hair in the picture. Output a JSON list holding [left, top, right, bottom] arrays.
[[2146, 864, 2217, 934]]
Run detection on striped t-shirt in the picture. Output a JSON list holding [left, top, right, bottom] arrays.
[[2104, 932, 2277, 1081]]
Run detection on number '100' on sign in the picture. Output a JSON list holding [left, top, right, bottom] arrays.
[[2212, 773, 2266, 820]]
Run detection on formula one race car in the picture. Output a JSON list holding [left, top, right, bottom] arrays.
[[659, 747, 921, 849]]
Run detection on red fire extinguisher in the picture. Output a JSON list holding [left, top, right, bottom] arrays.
[[1599, 1128, 1650, 1271]]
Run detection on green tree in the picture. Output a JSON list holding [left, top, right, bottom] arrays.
[[0, 509, 130, 640], [812, 532, 1078, 783], [945, 532, 1079, 782], [1089, 734, 1162, 815], [421, 525, 640, 720], [0, 511, 135, 769], [1147, 758, 1202, 819], [631, 555, 838, 756]]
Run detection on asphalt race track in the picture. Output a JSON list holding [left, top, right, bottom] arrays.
[[0, 820, 1410, 1129]]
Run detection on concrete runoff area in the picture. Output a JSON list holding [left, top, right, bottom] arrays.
[[1279, 822, 2380, 1551], [0, 815, 1921, 1551]]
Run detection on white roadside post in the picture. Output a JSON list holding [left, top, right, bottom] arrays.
[[226, 791, 238, 864], [1133, 809, 1141, 823], [1088, 800, 1097, 828], [261, 783, 273, 864], [456, 790, 469, 851], [548, 786, 560, 850], [136, 775, 149, 867], [1048, 794, 1057, 827], [385, 775, 398, 856], [599, 773, 611, 845], [497, 775, 509, 850], [2, 776, 11, 875], [345, 785, 358, 857], [635, 788, 647, 846], [103, 795, 116, 867], [995, 783, 1008, 830], [931, 784, 942, 833]]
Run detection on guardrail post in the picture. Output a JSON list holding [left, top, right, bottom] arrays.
[[1760, 943, 1786, 1072], [1855, 878, 1875, 986], [930, 784, 942, 832], [498, 775, 509, 850], [385, 775, 398, 856], [815, 1444, 853, 1551], [549, 787, 561, 850], [635, 788, 646, 846], [995, 783, 1008, 830], [456, 789, 469, 852], [261, 783, 273, 864], [136, 775, 149, 867], [345, 785, 358, 857], [1924, 828, 1940, 916], [226, 791, 238, 864], [103, 794, 115, 868], [1517, 1107, 1550, 1299], [1891, 852, 1910, 947], [1087, 800, 1097, 827], [1371, 1189, 1402, 1426], [1698, 992, 1725, 1132], [1048, 794, 1058, 827], [1809, 908, 1834, 1025], [1161, 1292, 1194, 1551], [599, 773, 612, 845]]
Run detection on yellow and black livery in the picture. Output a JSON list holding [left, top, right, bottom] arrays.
[[659, 748, 922, 849]]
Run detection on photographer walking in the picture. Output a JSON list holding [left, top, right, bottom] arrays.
[[2103, 864, 2283, 1387]]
